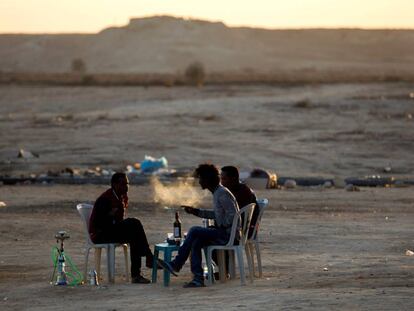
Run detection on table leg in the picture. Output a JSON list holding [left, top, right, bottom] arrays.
[[163, 250, 172, 287]]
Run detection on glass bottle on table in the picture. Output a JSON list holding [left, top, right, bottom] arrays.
[[173, 211, 182, 244]]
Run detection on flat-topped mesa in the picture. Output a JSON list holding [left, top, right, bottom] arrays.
[[126, 15, 226, 31]]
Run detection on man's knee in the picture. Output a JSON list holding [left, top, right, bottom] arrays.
[[187, 226, 203, 238]]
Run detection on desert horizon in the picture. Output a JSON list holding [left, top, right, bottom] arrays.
[[1, 16, 413, 81]]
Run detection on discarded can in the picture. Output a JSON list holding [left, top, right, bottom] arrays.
[[89, 270, 99, 286]]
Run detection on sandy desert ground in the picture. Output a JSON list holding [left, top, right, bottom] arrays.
[[1, 184, 414, 311], [1, 82, 414, 177], [1, 82, 414, 310]]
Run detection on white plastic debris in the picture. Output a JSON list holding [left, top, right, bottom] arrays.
[[0, 201, 6, 208], [323, 181, 333, 188], [405, 250, 414, 256], [345, 184, 360, 192], [17, 148, 39, 159], [284, 179, 297, 189]]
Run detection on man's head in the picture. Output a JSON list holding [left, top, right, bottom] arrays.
[[111, 172, 129, 196], [194, 164, 220, 190], [220, 166, 240, 188]]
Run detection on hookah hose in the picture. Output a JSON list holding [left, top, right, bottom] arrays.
[[51, 246, 83, 286]]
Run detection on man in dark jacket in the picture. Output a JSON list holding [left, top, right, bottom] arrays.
[[89, 172, 156, 284], [220, 166, 259, 238]]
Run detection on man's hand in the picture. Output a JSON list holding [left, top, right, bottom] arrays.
[[181, 205, 196, 215]]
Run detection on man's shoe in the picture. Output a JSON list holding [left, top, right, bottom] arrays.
[[157, 259, 178, 276], [131, 275, 151, 284], [183, 279, 205, 288]]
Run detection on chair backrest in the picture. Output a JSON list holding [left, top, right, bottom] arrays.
[[225, 203, 255, 247], [250, 198, 269, 240], [76, 203, 94, 244]]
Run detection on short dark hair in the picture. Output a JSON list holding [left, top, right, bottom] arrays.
[[111, 172, 127, 186], [221, 166, 239, 179], [194, 164, 220, 184]]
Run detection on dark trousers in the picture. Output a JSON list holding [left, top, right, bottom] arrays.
[[94, 218, 151, 277], [171, 226, 228, 281]]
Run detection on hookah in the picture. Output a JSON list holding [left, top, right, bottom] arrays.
[[50, 231, 83, 286]]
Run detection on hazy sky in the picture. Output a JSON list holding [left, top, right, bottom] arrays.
[[1, 0, 413, 33]]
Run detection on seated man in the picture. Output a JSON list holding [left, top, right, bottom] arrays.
[[220, 166, 259, 238], [89, 172, 158, 284], [159, 164, 239, 288]]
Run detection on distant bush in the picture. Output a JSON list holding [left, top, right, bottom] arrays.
[[185, 62, 206, 86], [71, 58, 86, 74], [294, 99, 312, 108]]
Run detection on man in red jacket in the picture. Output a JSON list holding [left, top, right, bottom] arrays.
[[89, 172, 156, 284]]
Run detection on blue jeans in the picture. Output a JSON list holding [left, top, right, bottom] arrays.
[[172, 226, 229, 281]]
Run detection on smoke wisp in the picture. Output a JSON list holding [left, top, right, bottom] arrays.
[[151, 177, 207, 208]]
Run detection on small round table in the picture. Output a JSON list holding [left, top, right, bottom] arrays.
[[152, 242, 180, 286]]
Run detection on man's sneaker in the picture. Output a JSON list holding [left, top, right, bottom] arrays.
[[131, 275, 151, 284], [183, 279, 205, 288], [157, 259, 178, 276]]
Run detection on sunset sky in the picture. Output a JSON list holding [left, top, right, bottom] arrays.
[[1, 0, 413, 33]]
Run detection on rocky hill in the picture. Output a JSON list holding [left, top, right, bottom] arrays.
[[0, 16, 413, 75]]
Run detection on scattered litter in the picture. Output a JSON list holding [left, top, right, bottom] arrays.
[[266, 278, 270, 280], [394, 180, 408, 187], [383, 164, 392, 173], [405, 250, 414, 256], [140, 155, 168, 173], [345, 184, 360, 192], [17, 148, 39, 159], [3, 297, 8, 301], [333, 177, 346, 188], [284, 179, 297, 189], [239, 171, 250, 180], [385, 216, 389, 220], [294, 99, 311, 108], [243, 168, 277, 189], [323, 267, 329, 271], [101, 169, 110, 176], [323, 181, 333, 188], [0, 201, 6, 208]]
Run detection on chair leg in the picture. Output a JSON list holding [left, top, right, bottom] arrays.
[[228, 251, 236, 279], [255, 241, 263, 278], [83, 248, 90, 284], [247, 243, 256, 277], [236, 248, 246, 285], [249, 243, 256, 277], [107, 245, 115, 283], [217, 250, 226, 283], [245, 244, 254, 283], [94, 248, 102, 281], [206, 248, 214, 286], [123, 245, 129, 282]]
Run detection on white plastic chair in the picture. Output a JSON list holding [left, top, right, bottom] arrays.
[[204, 203, 255, 285], [246, 198, 269, 278], [76, 203, 129, 283]]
